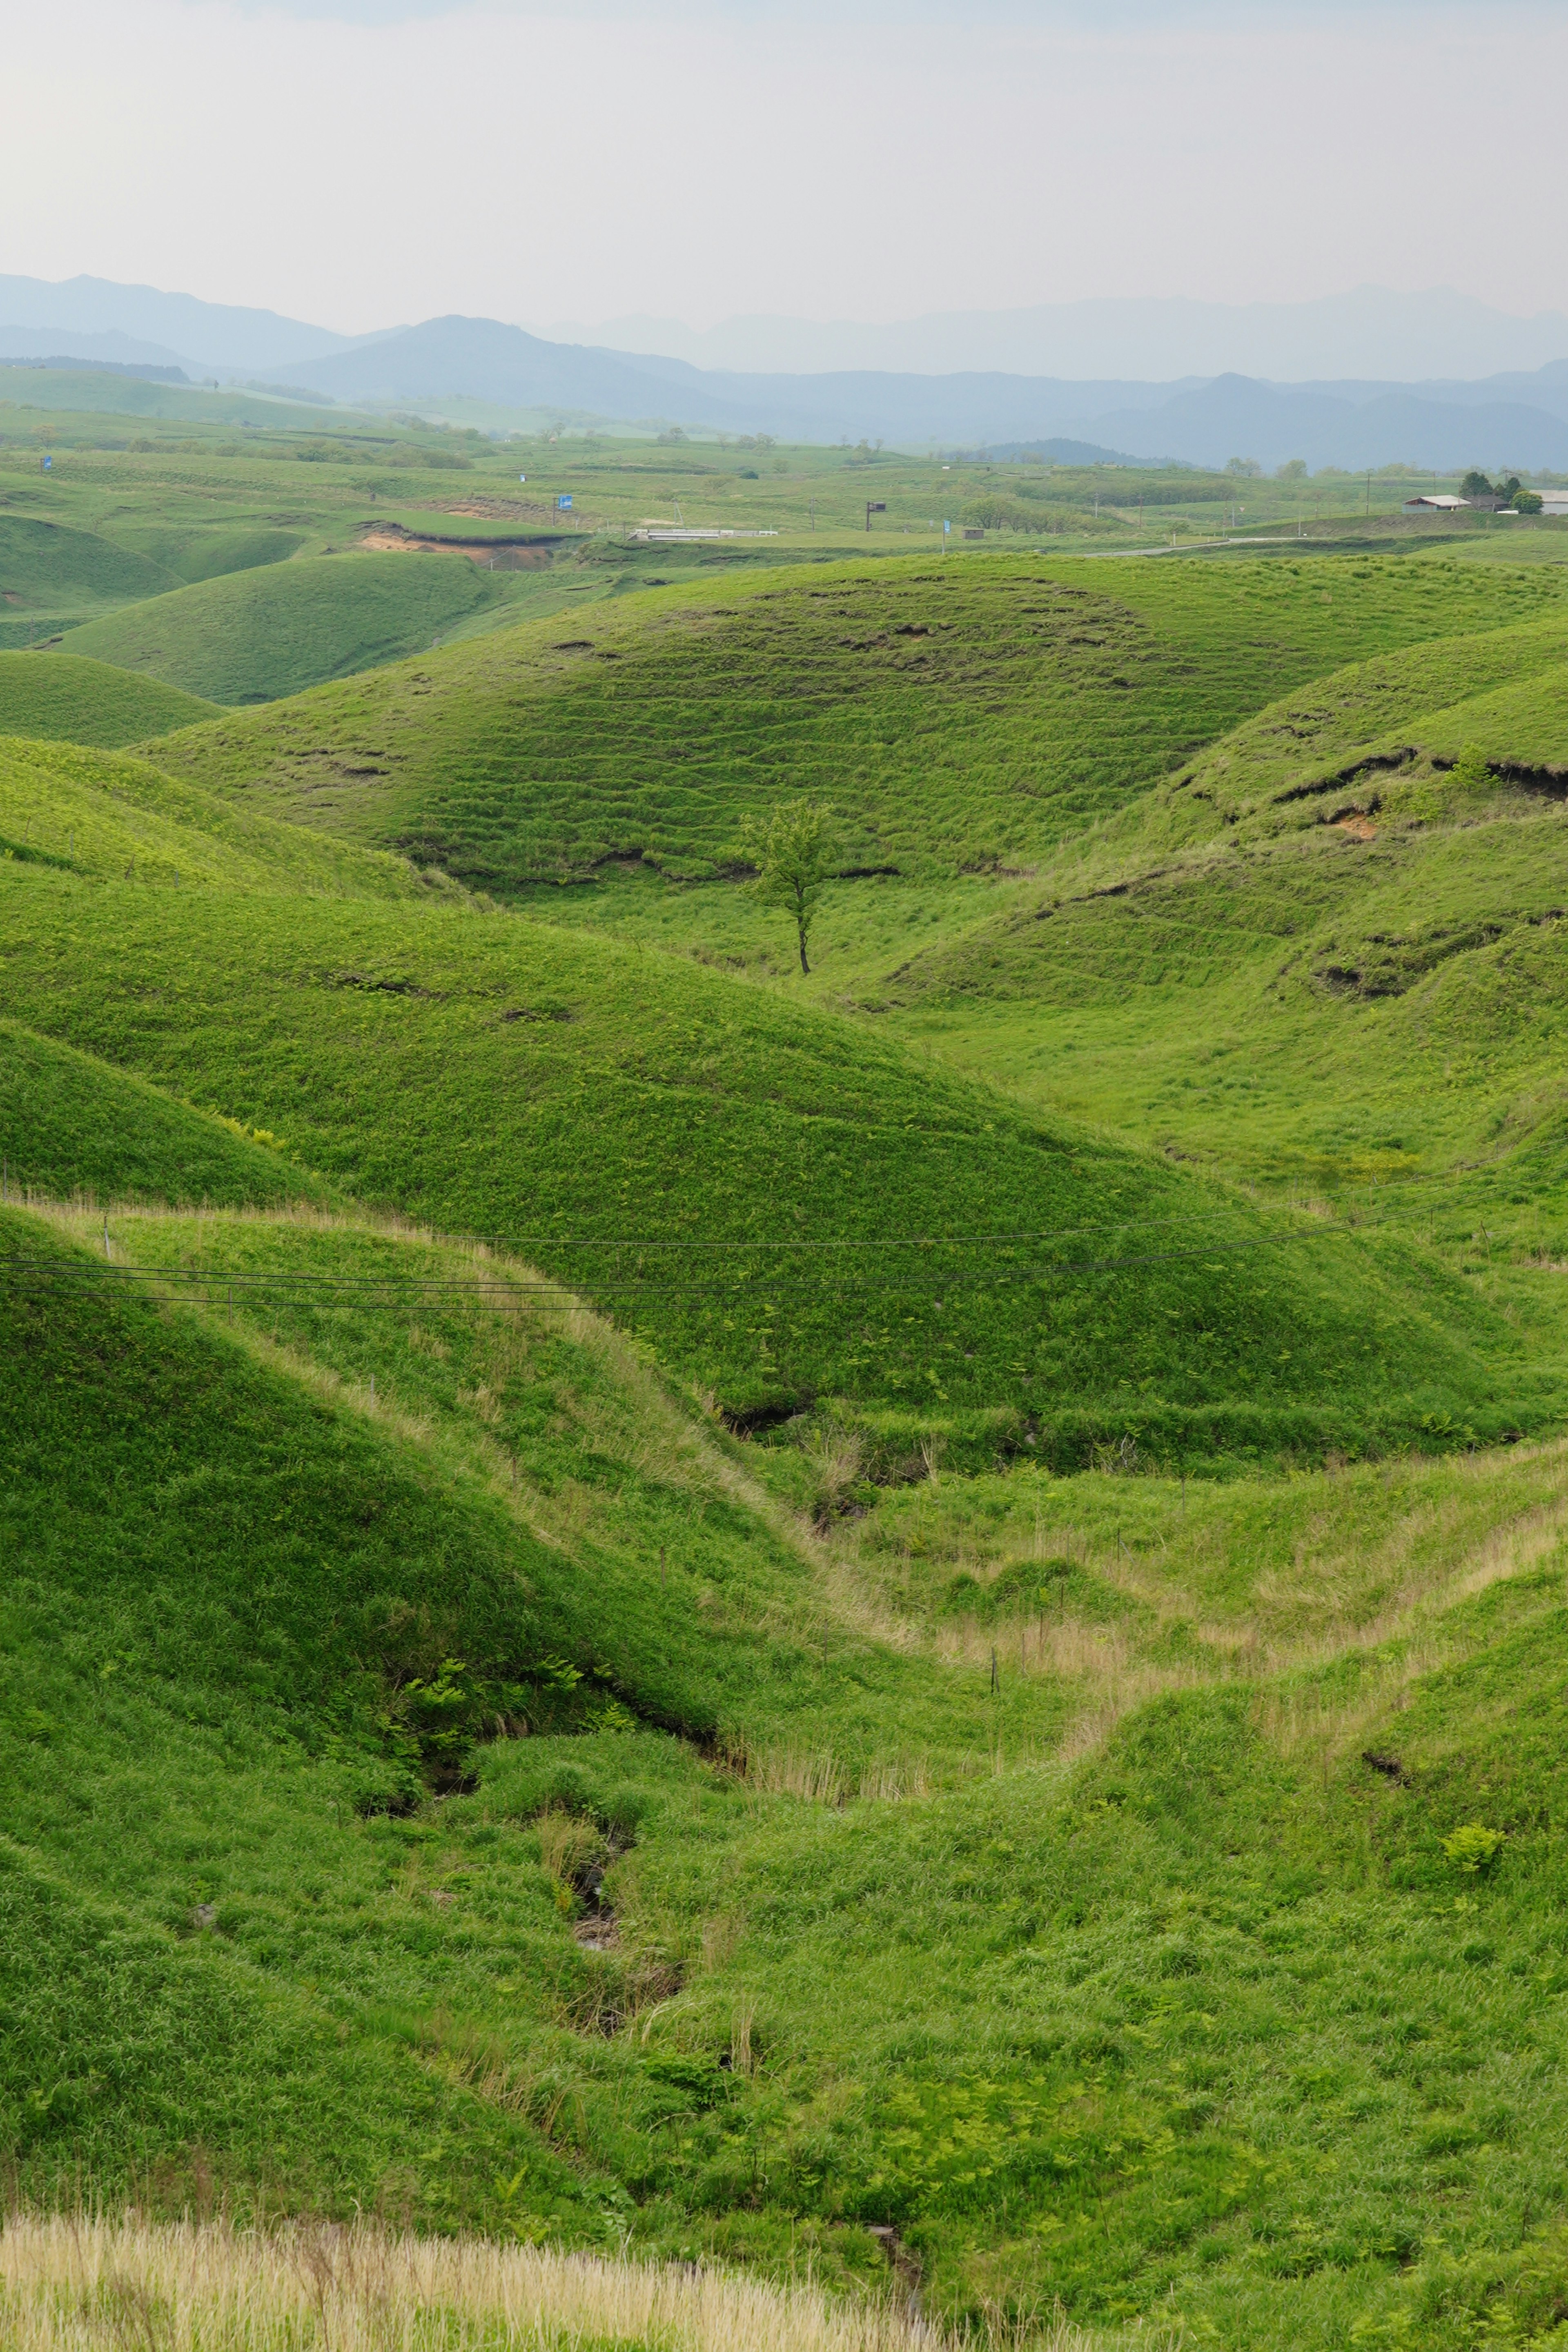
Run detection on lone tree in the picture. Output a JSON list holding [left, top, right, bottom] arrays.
[[742, 798, 835, 975]]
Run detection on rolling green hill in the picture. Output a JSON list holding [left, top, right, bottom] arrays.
[[102, 523, 306, 585], [860, 626, 1568, 1232], [10, 1186, 1568, 2346], [0, 648, 218, 745], [0, 822, 1549, 1460], [0, 1199, 640, 2239], [63, 551, 508, 706], [0, 512, 178, 647], [150, 552, 1568, 889], [0, 733, 438, 898], [0, 1018, 318, 1207], [1148, 612, 1568, 831]]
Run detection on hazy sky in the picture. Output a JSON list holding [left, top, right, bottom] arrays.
[[2, 0, 1559, 332]]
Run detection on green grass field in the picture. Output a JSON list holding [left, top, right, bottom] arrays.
[[0, 1018, 320, 1207], [103, 522, 307, 584], [9, 388, 1568, 2351], [12, 1174, 1568, 2344], [0, 511, 179, 646], [0, 733, 436, 897], [150, 550, 1568, 884], [0, 803, 1546, 1459], [61, 551, 513, 706], [0, 648, 217, 744]]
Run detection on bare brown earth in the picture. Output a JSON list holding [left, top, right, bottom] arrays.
[[356, 527, 554, 569]]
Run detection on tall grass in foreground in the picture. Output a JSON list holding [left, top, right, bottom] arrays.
[[0, 2218, 1159, 2352]]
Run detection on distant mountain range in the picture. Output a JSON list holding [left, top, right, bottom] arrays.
[[0, 274, 367, 374], [539, 287, 1568, 386], [4, 273, 1568, 472]]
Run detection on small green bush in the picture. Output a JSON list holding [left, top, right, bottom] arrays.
[[1442, 1823, 1506, 1872], [1448, 741, 1495, 793]]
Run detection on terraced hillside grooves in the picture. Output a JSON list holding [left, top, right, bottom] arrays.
[[867, 625, 1568, 1209], [150, 553, 1568, 888]]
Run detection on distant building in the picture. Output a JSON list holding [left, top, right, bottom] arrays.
[[1403, 494, 1470, 512], [1539, 491, 1568, 516]]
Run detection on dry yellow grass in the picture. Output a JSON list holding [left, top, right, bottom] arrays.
[[0, 2216, 1155, 2352]]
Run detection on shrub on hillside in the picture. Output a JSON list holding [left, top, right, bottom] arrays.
[[1442, 1824, 1506, 1872], [1449, 742, 1495, 793]]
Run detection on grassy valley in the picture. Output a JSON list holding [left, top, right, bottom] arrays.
[[6, 382, 1568, 2350]]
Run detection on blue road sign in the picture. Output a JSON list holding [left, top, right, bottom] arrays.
[[557, 494, 573, 510], [519, 472, 527, 483], [42, 455, 52, 470], [942, 519, 950, 534]]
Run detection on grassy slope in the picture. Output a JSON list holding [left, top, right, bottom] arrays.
[[11, 1186, 1568, 2345], [0, 733, 439, 899], [1144, 612, 1568, 822], [62, 552, 506, 706], [148, 552, 1568, 887], [0, 1201, 637, 2240], [1, 1176, 1042, 2262], [0, 512, 178, 647], [0, 852, 1543, 1459], [10, 505, 1568, 2343], [860, 625, 1568, 1235], [103, 523, 306, 584], [0, 1018, 320, 1207], [0, 650, 218, 745]]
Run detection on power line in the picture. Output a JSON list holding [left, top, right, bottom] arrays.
[[0, 1221, 1353, 1308], [0, 1158, 1501, 1329]]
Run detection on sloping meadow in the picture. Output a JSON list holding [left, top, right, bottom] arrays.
[[11, 1189, 1568, 2347], [0, 843, 1541, 1463], [63, 551, 507, 708], [0, 650, 217, 746], [866, 619, 1568, 1232], [147, 552, 1568, 887]]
